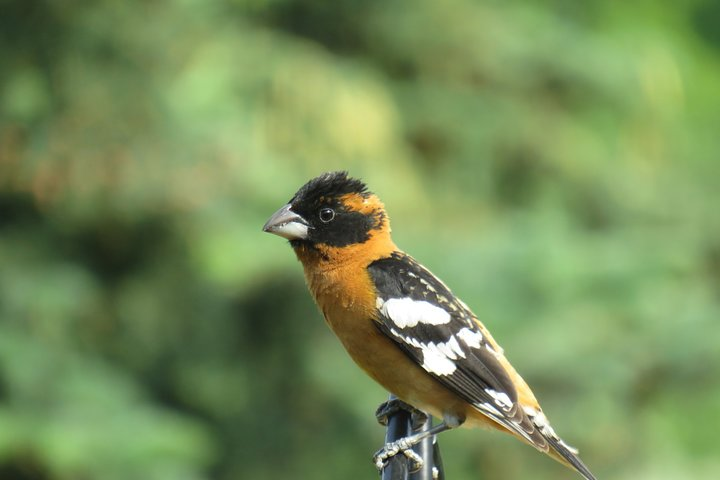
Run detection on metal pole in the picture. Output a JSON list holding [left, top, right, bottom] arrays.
[[409, 415, 434, 480], [380, 395, 412, 480], [379, 395, 445, 480]]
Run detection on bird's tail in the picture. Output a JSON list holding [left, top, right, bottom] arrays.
[[545, 436, 597, 480], [489, 405, 597, 480]]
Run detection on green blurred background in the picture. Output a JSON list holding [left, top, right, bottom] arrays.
[[1, 1, 719, 479]]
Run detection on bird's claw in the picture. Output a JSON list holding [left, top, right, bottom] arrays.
[[373, 438, 424, 472]]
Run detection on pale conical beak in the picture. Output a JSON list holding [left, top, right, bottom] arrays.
[[262, 204, 310, 240]]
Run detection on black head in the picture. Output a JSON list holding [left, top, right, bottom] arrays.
[[263, 171, 387, 248]]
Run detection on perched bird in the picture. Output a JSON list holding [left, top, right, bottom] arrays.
[[263, 171, 596, 480]]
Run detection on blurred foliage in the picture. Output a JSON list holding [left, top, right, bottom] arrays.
[[1, 0, 720, 479]]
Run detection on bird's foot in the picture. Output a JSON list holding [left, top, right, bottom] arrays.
[[373, 437, 424, 472]]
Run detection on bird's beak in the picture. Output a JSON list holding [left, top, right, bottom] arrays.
[[262, 204, 310, 240]]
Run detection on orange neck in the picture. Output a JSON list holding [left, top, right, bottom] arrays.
[[292, 222, 397, 319]]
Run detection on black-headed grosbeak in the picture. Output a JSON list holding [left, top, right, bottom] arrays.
[[263, 171, 596, 480]]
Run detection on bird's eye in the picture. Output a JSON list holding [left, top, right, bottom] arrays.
[[319, 207, 335, 223]]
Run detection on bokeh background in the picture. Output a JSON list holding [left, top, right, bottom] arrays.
[[2, 1, 720, 479]]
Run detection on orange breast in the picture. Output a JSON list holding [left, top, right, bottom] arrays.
[[292, 227, 538, 437]]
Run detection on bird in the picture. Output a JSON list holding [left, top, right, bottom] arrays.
[[262, 171, 596, 480]]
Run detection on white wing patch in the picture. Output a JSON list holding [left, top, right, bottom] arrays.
[[457, 327, 483, 348], [420, 343, 457, 375], [379, 297, 452, 328], [436, 336, 465, 360], [388, 327, 462, 376], [486, 388, 513, 410]]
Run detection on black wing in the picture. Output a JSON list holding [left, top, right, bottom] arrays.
[[369, 252, 597, 480], [368, 252, 541, 444]]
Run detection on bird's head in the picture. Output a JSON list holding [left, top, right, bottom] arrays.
[[263, 171, 394, 261]]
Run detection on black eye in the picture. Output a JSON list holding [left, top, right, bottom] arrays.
[[319, 207, 335, 223]]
